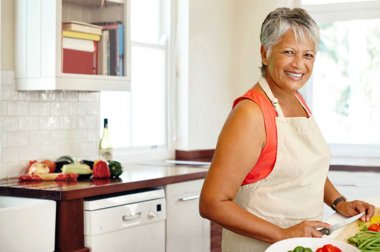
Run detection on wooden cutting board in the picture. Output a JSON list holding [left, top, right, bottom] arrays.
[[333, 208, 380, 242]]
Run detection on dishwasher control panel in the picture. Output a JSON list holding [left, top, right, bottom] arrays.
[[84, 188, 166, 236]]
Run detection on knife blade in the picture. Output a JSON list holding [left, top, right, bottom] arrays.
[[319, 212, 365, 235]]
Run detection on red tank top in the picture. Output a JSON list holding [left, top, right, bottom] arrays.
[[233, 88, 311, 186]]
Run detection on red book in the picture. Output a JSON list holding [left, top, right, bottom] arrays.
[[62, 37, 98, 74]]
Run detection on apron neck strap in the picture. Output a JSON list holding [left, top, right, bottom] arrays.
[[259, 77, 285, 118]]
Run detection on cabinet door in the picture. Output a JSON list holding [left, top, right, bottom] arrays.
[[166, 179, 210, 252]]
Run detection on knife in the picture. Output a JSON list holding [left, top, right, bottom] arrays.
[[319, 212, 365, 235]]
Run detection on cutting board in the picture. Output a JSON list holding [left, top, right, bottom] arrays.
[[332, 208, 380, 242]]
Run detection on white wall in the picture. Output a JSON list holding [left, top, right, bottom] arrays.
[[0, 0, 299, 178], [0, 0, 100, 179], [176, 0, 297, 151]]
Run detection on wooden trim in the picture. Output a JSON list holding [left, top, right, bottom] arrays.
[[175, 149, 214, 161], [56, 199, 88, 252]]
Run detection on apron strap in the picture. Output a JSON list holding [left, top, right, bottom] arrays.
[[258, 77, 285, 118]]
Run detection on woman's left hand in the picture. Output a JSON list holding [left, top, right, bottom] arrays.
[[336, 200, 376, 222]]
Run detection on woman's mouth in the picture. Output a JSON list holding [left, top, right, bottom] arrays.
[[286, 71, 303, 80]]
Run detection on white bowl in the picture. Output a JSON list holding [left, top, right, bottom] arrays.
[[265, 237, 360, 252]]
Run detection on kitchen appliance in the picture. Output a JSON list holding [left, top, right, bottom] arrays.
[[84, 188, 166, 252]]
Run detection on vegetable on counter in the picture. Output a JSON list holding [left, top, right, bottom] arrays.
[[108, 160, 123, 178], [288, 245, 312, 252], [18, 173, 78, 181], [27, 161, 50, 175], [368, 223, 380, 232], [41, 160, 56, 173], [348, 231, 380, 251], [93, 160, 111, 179], [62, 163, 92, 175]]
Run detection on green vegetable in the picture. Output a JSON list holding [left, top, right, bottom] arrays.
[[56, 155, 75, 163], [108, 160, 123, 178], [348, 231, 380, 251], [288, 246, 312, 252]]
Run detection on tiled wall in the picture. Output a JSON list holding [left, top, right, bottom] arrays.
[[0, 70, 101, 179]]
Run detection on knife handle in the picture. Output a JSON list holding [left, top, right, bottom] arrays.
[[318, 228, 331, 235]]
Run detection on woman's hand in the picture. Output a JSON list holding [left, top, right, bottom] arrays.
[[336, 200, 375, 222], [281, 221, 331, 239]]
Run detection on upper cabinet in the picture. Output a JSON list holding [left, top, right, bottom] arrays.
[[15, 0, 131, 91]]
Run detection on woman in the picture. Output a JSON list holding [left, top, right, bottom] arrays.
[[199, 7, 375, 251]]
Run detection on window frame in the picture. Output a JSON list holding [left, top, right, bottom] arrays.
[[302, 0, 380, 165], [101, 0, 176, 163]]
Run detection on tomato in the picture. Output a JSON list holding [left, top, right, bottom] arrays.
[[316, 244, 342, 252], [368, 223, 380, 232]]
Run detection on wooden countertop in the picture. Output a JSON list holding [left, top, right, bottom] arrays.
[[0, 164, 209, 201]]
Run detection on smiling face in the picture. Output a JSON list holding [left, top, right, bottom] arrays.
[[261, 29, 316, 92]]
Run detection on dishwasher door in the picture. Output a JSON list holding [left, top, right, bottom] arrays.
[[84, 188, 166, 252]]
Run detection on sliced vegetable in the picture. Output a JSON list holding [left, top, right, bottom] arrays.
[[371, 215, 380, 224], [62, 163, 92, 175], [27, 162, 50, 175], [93, 160, 111, 179], [108, 160, 123, 178], [368, 223, 380, 232]]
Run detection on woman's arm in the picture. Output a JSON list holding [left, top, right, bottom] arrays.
[[324, 177, 375, 221]]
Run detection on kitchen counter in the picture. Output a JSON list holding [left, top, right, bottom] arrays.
[[0, 163, 208, 252]]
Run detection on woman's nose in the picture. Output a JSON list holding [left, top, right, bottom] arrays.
[[291, 55, 304, 69]]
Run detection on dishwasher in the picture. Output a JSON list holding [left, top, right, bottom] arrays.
[[84, 188, 166, 252]]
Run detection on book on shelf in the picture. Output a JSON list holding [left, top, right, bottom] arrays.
[[62, 21, 103, 36], [98, 30, 110, 75], [62, 30, 101, 41], [93, 21, 124, 76], [62, 37, 98, 75]]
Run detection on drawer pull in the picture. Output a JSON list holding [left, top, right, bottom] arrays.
[[178, 195, 200, 201], [122, 212, 141, 221]]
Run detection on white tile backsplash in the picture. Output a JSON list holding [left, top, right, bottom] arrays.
[[0, 70, 101, 179]]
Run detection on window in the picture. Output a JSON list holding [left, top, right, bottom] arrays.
[[301, 1, 380, 162], [100, 0, 171, 153]]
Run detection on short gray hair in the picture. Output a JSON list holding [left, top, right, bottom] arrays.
[[260, 7, 320, 77]]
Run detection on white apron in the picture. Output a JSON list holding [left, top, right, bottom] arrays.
[[222, 77, 331, 252]]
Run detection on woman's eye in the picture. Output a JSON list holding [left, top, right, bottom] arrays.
[[283, 50, 294, 55], [305, 53, 314, 59]]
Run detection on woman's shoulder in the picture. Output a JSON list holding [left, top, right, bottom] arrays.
[[233, 85, 275, 114]]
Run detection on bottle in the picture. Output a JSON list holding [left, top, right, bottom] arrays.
[[99, 118, 113, 160]]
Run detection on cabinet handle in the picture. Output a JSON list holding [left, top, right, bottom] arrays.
[[178, 195, 200, 201], [122, 212, 141, 221]]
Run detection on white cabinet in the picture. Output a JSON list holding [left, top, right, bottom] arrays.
[[165, 179, 210, 252], [15, 0, 130, 91]]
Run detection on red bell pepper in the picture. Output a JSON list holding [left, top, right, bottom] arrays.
[[93, 160, 111, 179]]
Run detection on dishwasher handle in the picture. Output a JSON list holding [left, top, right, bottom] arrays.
[[178, 195, 200, 202], [122, 212, 142, 221]]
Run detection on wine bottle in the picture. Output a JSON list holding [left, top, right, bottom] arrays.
[[99, 118, 113, 160]]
